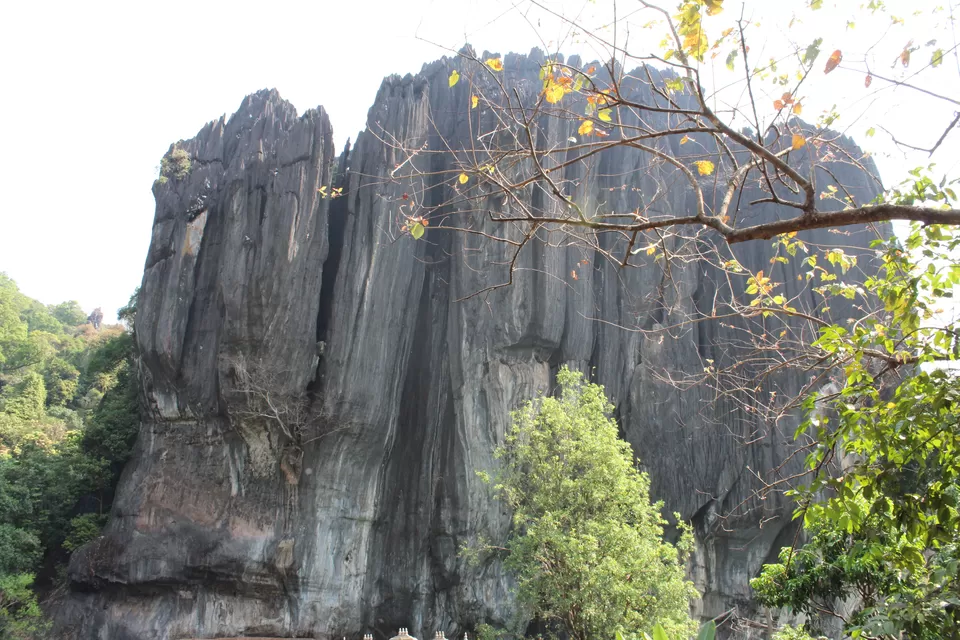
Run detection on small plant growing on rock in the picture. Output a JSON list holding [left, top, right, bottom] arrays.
[[158, 146, 192, 182]]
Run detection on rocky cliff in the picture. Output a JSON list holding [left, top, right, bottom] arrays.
[[57, 50, 882, 639]]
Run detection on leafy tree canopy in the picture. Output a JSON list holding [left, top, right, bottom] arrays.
[[479, 367, 698, 640]]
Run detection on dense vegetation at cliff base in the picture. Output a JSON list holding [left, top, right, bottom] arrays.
[[0, 274, 138, 636]]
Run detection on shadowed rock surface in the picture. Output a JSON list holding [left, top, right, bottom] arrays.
[[55, 51, 882, 639]]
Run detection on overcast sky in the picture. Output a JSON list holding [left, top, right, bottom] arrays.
[[1, 0, 956, 321]]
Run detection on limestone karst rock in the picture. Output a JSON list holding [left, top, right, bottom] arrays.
[[55, 51, 882, 639]]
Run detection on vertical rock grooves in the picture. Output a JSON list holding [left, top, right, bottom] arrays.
[[54, 54, 883, 640]]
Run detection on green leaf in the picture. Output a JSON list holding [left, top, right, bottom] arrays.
[[598, 109, 613, 122], [652, 624, 670, 640], [932, 48, 945, 67], [697, 621, 717, 640], [803, 37, 823, 66], [410, 222, 425, 240], [725, 49, 739, 71]]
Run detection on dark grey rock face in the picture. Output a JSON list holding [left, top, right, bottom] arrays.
[[55, 53, 881, 640]]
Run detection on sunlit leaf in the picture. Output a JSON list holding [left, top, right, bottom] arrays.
[[932, 48, 945, 67], [598, 109, 612, 122], [824, 49, 842, 74], [694, 160, 715, 175], [792, 102, 803, 115], [866, 127, 876, 137], [697, 621, 717, 640], [680, 135, 691, 144], [792, 134, 806, 150], [578, 120, 594, 136], [458, 173, 469, 184], [448, 70, 460, 88], [410, 222, 425, 239], [544, 81, 566, 104], [485, 58, 504, 72], [704, 0, 723, 16], [471, 95, 479, 109], [774, 99, 784, 110], [900, 47, 911, 67]]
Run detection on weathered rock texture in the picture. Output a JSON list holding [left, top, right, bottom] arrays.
[[57, 51, 882, 639]]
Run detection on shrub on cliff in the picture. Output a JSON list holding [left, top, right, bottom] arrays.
[[158, 146, 191, 182], [480, 366, 698, 640]]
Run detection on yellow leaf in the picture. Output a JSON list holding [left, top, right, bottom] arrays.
[[792, 134, 806, 150], [598, 109, 612, 122], [680, 135, 690, 144], [694, 160, 715, 176], [485, 58, 504, 72], [448, 70, 460, 88], [472, 95, 479, 109], [705, 0, 724, 16], [578, 120, 594, 136], [792, 102, 803, 115], [544, 81, 566, 104], [646, 245, 657, 255], [410, 222, 425, 240], [458, 173, 469, 184]]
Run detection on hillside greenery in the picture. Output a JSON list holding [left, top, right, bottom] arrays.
[[0, 274, 139, 636]]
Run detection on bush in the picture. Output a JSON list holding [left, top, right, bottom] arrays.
[[481, 367, 698, 640], [0, 573, 48, 639], [159, 146, 191, 181], [62, 513, 107, 552]]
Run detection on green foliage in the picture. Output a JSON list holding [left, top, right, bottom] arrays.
[[0, 276, 28, 370], [47, 301, 87, 328], [0, 435, 110, 554], [752, 204, 960, 636], [0, 526, 41, 576], [1, 374, 46, 423], [482, 367, 697, 640], [0, 573, 48, 639], [159, 146, 192, 181], [62, 513, 108, 552], [117, 288, 138, 330], [0, 275, 140, 610], [82, 360, 139, 464], [771, 625, 819, 640], [41, 358, 80, 407]]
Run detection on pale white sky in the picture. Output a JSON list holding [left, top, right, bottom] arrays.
[[0, 0, 956, 321]]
